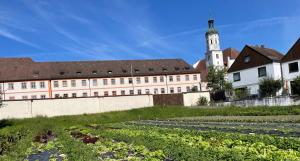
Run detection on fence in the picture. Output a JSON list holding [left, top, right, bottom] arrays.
[[213, 95, 300, 107]]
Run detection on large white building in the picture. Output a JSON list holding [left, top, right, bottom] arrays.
[[281, 38, 300, 94], [227, 45, 283, 96], [0, 58, 201, 100]]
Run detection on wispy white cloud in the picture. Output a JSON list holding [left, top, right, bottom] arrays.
[[0, 27, 39, 48]]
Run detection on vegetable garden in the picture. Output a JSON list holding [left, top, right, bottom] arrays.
[[0, 106, 299, 160]]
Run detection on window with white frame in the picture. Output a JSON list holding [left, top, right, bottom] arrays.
[[121, 90, 125, 95], [136, 77, 141, 84], [186, 86, 191, 92], [161, 88, 165, 94], [40, 82, 45, 88], [170, 87, 174, 93], [128, 78, 133, 84], [82, 80, 87, 86], [103, 79, 108, 85], [153, 77, 157, 83], [129, 90, 134, 95], [289, 62, 299, 73], [176, 75, 181, 82], [193, 75, 197, 81], [31, 82, 36, 89], [169, 76, 173, 82], [21, 82, 27, 89], [112, 91, 117, 96], [8, 83, 14, 90], [62, 80, 68, 87], [137, 89, 142, 95], [94, 92, 98, 96], [82, 92, 88, 97], [63, 94, 68, 98], [154, 88, 158, 94], [145, 89, 150, 94], [71, 80, 76, 87], [160, 76, 164, 82], [120, 78, 125, 84], [145, 77, 149, 83], [54, 81, 59, 88], [233, 72, 241, 82], [104, 91, 109, 96], [40, 95, 46, 99], [111, 79, 116, 85], [185, 75, 190, 81], [72, 93, 77, 98], [93, 79, 98, 86], [31, 95, 37, 99], [22, 96, 28, 99], [177, 87, 181, 93], [54, 94, 60, 98], [258, 67, 267, 77]]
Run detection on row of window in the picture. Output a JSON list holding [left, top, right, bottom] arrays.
[[9, 95, 46, 100], [53, 86, 196, 98], [233, 66, 267, 82], [7, 81, 46, 90], [53, 75, 198, 88]]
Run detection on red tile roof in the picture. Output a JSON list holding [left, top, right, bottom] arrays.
[[0, 58, 199, 82]]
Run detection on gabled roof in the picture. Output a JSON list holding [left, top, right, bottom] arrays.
[[223, 48, 239, 66], [194, 59, 208, 81], [227, 45, 283, 73], [281, 38, 300, 63], [0, 58, 199, 82]]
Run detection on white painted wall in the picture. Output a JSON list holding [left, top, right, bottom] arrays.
[[282, 59, 300, 94], [228, 62, 282, 95], [183, 92, 210, 106], [0, 95, 154, 119]]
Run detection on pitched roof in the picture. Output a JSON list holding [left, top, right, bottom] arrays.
[[223, 48, 239, 66], [281, 38, 300, 63], [194, 59, 208, 81], [227, 45, 283, 73], [0, 58, 199, 82]]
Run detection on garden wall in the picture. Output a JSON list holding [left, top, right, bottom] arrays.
[[183, 92, 210, 106], [0, 95, 153, 120], [213, 96, 300, 107]]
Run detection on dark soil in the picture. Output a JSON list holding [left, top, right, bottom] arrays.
[[34, 130, 55, 143], [70, 131, 99, 144]]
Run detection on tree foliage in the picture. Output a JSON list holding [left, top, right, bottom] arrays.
[[197, 97, 208, 106], [259, 77, 282, 97], [291, 76, 300, 95], [207, 66, 227, 92]]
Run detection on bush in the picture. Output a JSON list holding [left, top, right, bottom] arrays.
[[211, 90, 226, 102], [291, 76, 300, 95], [234, 88, 250, 100], [259, 77, 282, 97], [197, 97, 208, 106]]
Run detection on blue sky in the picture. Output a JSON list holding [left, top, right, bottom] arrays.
[[0, 0, 299, 64]]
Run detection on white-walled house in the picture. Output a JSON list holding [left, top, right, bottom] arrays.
[[281, 38, 300, 94], [228, 45, 283, 96], [0, 58, 201, 100]]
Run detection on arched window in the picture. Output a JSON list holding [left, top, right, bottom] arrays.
[[211, 39, 213, 44]]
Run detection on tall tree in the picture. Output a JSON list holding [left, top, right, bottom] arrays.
[[207, 66, 227, 92]]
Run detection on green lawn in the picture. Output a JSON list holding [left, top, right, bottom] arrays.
[[1, 105, 300, 160]]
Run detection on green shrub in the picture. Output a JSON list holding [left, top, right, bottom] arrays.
[[197, 97, 208, 106], [234, 88, 250, 100], [291, 76, 300, 95], [259, 77, 282, 97]]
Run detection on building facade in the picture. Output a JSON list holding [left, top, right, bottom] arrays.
[[227, 45, 283, 96], [0, 58, 201, 100], [281, 38, 300, 94]]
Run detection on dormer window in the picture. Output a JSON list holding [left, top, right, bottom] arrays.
[[92, 71, 97, 74], [174, 67, 180, 71], [148, 68, 154, 72], [60, 71, 65, 75], [108, 71, 112, 74], [162, 68, 167, 72], [184, 66, 190, 70], [122, 69, 127, 73], [244, 56, 250, 63], [76, 71, 82, 75], [33, 71, 39, 77], [134, 69, 139, 73]]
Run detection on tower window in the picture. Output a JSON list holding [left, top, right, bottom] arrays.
[[211, 39, 213, 44], [216, 54, 219, 59]]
